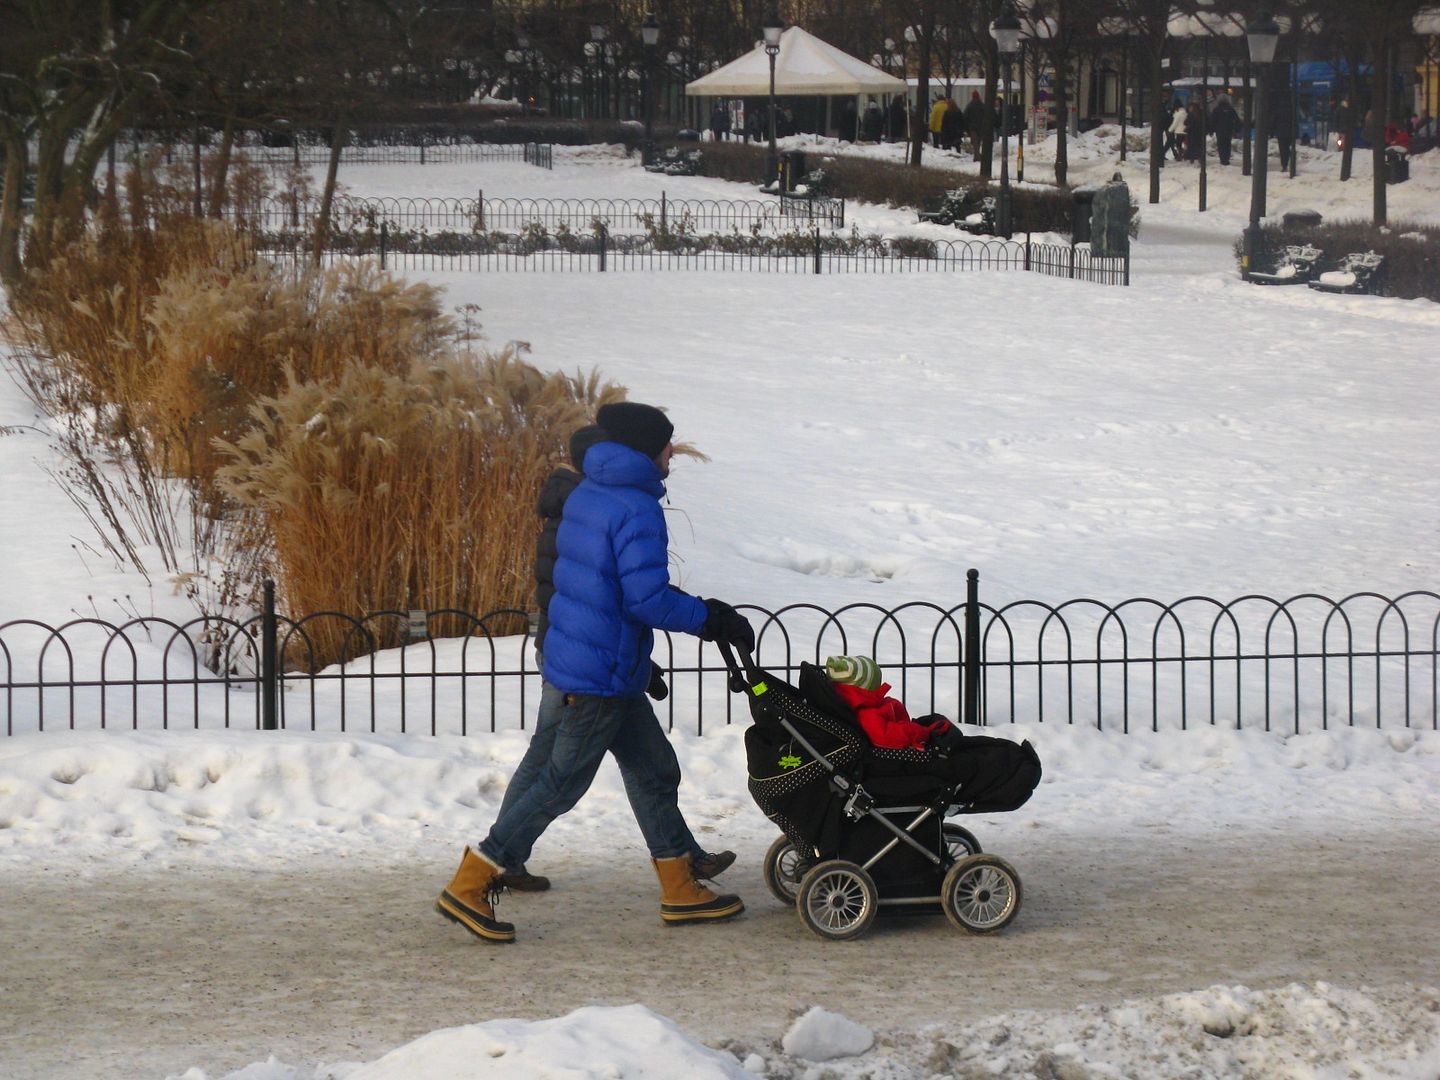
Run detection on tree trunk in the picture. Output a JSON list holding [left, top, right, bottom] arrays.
[[0, 136, 28, 282], [209, 113, 236, 218], [312, 118, 348, 267]]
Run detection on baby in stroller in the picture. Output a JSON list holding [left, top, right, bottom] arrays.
[[819, 654, 1041, 812], [728, 645, 1041, 940]]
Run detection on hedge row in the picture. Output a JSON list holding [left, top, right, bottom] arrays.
[[681, 141, 1127, 239]]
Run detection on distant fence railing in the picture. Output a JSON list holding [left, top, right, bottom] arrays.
[[253, 225, 1128, 283], [229, 193, 833, 237], [132, 137, 554, 168], [5, 574, 1435, 737]]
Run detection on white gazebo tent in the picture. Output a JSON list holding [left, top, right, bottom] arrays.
[[685, 27, 907, 138]]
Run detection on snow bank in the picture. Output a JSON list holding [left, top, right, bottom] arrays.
[[166, 985, 1440, 1080]]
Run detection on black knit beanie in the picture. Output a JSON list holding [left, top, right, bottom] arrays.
[[596, 402, 674, 460], [568, 424, 609, 471]]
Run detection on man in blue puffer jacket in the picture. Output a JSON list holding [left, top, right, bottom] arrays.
[[436, 402, 756, 943]]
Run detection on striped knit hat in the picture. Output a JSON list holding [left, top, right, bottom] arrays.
[[824, 655, 881, 692]]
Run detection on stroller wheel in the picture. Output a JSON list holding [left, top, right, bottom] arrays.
[[942, 823, 982, 861], [762, 835, 806, 905], [942, 854, 1021, 934], [796, 860, 878, 942]]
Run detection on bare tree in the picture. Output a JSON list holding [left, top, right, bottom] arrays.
[[0, 0, 204, 278]]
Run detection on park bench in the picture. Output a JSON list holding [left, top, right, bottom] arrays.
[[1309, 251, 1385, 295], [918, 189, 998, 236], [1248, 244, 1324, 286], [643, 148, 703, 177]]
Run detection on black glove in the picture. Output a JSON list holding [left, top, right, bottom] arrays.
[[647, 661, 669, 701], [701, 598, 756, 653]]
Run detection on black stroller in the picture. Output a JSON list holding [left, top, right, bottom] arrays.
[[721, 644, 1041, 941]]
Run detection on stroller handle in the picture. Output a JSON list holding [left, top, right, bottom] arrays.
[[716, 640, 759, 693]]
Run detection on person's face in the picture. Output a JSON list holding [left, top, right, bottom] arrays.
[[655, 442, 676, 477]]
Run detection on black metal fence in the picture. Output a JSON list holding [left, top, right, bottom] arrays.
[[5, 574, 1434, 737], [256, 225, 1128, 283]]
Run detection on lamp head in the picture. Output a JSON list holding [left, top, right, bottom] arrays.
[[763, 7, 783, 52], [641, 12, 659, 47], [990, 1, 1022, 59], [1245, 11, 1280, 65]]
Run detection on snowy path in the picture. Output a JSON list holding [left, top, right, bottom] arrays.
[[3, 820, 1436, 1080]]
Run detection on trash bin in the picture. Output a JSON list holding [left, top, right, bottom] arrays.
[[1384, 146, 1410, 184], [1071, 185, 1097, 245], [779, 150, 808, 193], [1282, 209, 1323, 230]]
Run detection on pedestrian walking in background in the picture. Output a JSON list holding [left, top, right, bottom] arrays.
[[929, 96, 947, 148], [887, 95, 907, 141], [940, 96, 963, 151], [964, 91, 987, 158], [1211, 93, 1238, 165], [710, 102, 731, 143], [1185, 102, 1204, 163], [1270, 81, 1295, 171], [1165, 99, 1187, 162]]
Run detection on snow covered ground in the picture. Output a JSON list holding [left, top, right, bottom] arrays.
[[1, 131, 1439, 1079]]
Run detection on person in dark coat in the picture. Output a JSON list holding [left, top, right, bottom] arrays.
[[1333, 97, 1357, 151], [841, 99, 858, 142], [1185, 102, 1204, 163], [887, 95, 907, 141], [710, 102, 731, 142], [435, 403, 755, 943], [1269, 75, 1295, 171], [964, 91, 987, 158], [940, 96, 965, 151], [862, 99, 884, 142], [1210, 92, 1238, 165]]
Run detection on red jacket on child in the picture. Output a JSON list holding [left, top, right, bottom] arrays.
[[832, 681, 952, 750]]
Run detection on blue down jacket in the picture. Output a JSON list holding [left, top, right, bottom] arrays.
[[542, 440, 708, 696]]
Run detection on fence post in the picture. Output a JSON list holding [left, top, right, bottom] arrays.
[[1124, 249, 1131, 287], [477, 188, 485, 232], [420, 134, 426, 165], [261, 579, 278, 731], [379, 221, 387, 269], [813, 227, 822, 275], [1025, 231, 1032, 271], [599, 224, 607, 272], [963, 568, 981, 727], [661, 190, 667, 233], [1069, 241, 1076, 280]]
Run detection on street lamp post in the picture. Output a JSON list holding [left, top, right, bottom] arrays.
[[763, 8, 783, 187], [641, 12, 659, 161], [1242, 12, 1280, 281], [990, 1, 1022, 238]]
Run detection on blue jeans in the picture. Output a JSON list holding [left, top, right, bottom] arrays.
[[482, 685, 703, 869]]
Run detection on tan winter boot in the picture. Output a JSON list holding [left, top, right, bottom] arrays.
[[435, 847, 516, 943], [653, 855, 744, 925]]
